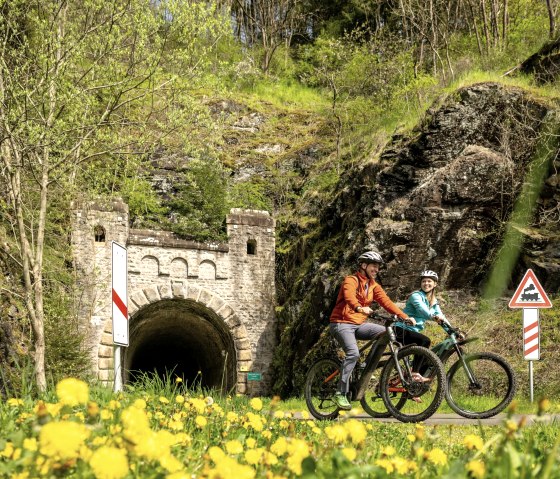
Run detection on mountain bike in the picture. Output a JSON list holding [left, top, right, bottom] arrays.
[[304, 314, 446, 423], [431, 321, 517, 419]]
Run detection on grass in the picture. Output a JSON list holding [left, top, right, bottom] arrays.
[[1, 375, 559, 478]]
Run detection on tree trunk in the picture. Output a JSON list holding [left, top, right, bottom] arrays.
[[546, 0, 556, 38]]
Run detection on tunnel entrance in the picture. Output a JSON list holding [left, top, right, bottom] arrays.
[[124, 298, 237, 392]]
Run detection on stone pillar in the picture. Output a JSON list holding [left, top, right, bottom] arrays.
[[71, 198, 129, 382], [226, 209, 276, 395]]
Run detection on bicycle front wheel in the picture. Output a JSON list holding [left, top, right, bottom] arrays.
[[447, 352, 516, 419], [380, 346, 446, 423], [304, 358, 341, 420]]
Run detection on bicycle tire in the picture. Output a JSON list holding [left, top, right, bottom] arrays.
[[360, 363, 406, 418], [380, 346, 446, 423], [446, 352, 516, 419], [304, 358, 341, 420]]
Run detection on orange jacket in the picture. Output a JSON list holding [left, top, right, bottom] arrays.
[[329, 271, 407, 325]]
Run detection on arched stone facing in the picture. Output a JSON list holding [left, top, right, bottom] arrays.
[[97, 281, 252, 393], [72, 202, 275, 395]]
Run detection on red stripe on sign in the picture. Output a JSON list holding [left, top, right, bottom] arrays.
[[112, 288, 128, 319], [524, 332, 539, 344], [523, 321, 539, 333], [525, 343, 539, 356]]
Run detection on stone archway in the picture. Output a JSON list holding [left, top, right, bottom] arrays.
[[97, 282, 253, 393]]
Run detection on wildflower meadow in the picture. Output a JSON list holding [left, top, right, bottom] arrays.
[[0, 376, 559, 478]]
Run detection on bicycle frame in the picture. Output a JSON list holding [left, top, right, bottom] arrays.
[[431, 327, 480, 385], [353, 322, 415, 401]]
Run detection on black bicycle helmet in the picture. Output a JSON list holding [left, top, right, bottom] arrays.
[[420, 270, 439, 281], [358, 251, 384, 264]]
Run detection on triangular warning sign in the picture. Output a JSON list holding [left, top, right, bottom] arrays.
[[509, 269, 552, 309]]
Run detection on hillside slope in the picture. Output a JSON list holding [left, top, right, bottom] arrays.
[[271, 82, 560, 397]]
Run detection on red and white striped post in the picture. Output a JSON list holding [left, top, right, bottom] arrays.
[[509, 269, 552, 402], [112, 242, 129, 392]]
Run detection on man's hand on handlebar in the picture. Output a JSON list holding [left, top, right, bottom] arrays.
[[360, 306, 375, 316]]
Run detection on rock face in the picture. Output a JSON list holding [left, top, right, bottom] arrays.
[[272, 82, 559, 396], [519, 36, 560, 84]]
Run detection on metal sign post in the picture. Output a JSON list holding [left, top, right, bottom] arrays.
[[112, 242, 129, 393], [509, 269, 552, 402]]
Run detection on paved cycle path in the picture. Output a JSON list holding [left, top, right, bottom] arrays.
[[333, 413, 560, 425], [293, 412, 559, 425]]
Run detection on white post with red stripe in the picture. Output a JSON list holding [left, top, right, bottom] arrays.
[[509, 269, 552, 403], [112, 242, 129, 392]]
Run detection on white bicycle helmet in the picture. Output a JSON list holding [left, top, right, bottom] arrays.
[[358, 251, 384, 264], [420, 270, 439, 281]]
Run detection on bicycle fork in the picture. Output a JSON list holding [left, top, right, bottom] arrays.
[[454, 344, 481, 389]]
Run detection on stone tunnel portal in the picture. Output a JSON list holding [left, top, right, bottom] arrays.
[[124, 299, 237, 392]]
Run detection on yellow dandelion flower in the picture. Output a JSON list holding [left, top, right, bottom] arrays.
[[467, 459, 486, 479], [381, 445, 396, 456], [175, 376, 183, 384], [263, 451, 278, 466], [7, 398, 24, 407], [90, 446, 129, 479], [273, 411, 284, 419], [271, 437, 288, 456], [56, 378, 89, 407], [279, 419, 289, 429], [262, 430, 272, 439], [168, 420, 183, 431], [208, 446, 226, 462], [312, 426, 322, 435], [226, 440, 244, 455], [195, 415, 207, 428], [245, 448, 263, 465], [464, 434, 484, 451], [132, 398, 147, 409], [425, 448, 447, 466], [249, 397, 263, 411], [392, 456, 414, 474], [246, 438, 257, 449], [342, 447, 357, 461], [23, 437, 38, 452], [505, 420, 518, 433], [538, 398, 551, 415], [0, 442, 14, 458], [407, 434, 416, 442], [39, 421, 90, 460], [160, 453, 183, 473], [415, 424, 425, 440], [159, 396, 170, 404], [345, 419, 367, 445], [121, 405, 151, 440], [100, 409, 113, 421], [175, 395, 185, 404], [300, 410, 309, 419], [227, 411, 239, 422], [188, 398, 206, 414], [375, 458, 394, 474], [325, 424, 348, 444]]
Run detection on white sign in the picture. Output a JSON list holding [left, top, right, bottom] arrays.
[[112, 242, 129, 346], [509, 269, 552, 309], [522, 308, 540, 360]]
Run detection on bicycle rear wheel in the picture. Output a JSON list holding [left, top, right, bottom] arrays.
[[380, 346, 446, 423], [360, 362, 406, 418], [304, 359, 341, 420], [447, 352, 516, 419]]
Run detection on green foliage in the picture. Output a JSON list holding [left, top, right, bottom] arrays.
[[229, 180, 273, 212], [167, 158, 229, 241]]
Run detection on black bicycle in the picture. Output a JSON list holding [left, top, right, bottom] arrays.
[[431, 321, 517, 419], [304, 314, 446, 423]]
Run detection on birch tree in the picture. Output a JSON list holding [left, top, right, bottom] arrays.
[[0, 0, 228, 391]]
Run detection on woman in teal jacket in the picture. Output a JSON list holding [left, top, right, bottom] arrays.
[[395, 270, 448, 378]]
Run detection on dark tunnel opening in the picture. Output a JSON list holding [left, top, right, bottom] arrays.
[[124, 298, 237, 392]]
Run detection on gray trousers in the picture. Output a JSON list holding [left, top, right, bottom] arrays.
[[329, 322, 385, 394]]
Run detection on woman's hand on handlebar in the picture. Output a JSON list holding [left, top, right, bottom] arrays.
[[404, 317, 416, 326]]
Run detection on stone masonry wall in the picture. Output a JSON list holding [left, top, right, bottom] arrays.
[[71, 201, 276, 394]]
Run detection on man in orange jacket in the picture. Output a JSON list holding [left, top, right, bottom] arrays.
[[329, 251, 413, 410]]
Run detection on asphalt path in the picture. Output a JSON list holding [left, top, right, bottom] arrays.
[[318, 413, 560, 426]]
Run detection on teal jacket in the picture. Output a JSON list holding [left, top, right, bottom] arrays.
[[395, 290, 446, 333]]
